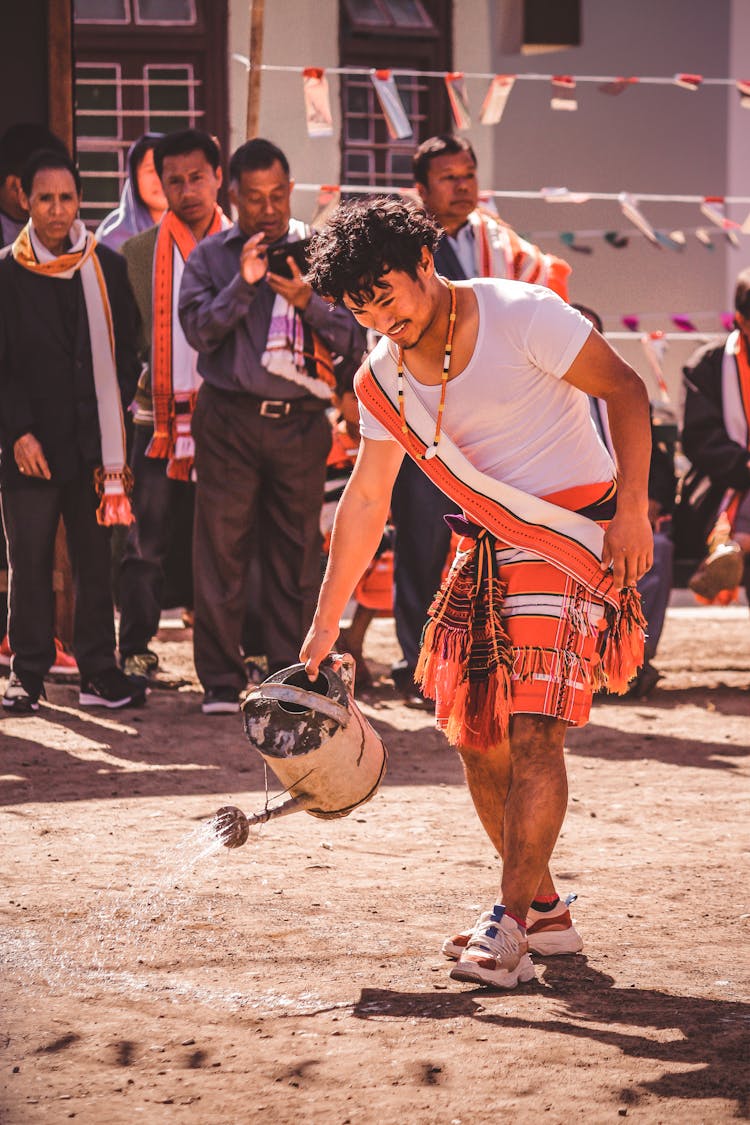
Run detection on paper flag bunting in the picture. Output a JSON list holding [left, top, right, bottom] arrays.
[[700, 197, 741, 247], [618, 192, 659, 245], [311, 184, 340, 229], [599, 76, 638, 96], [622, 316, 640, 332], [480, 75, 516, 125], [695, 228, 715, 249], [667, 230, 687, 247], [370, 70, 413, 140], [737, 80, 750, 107], [674, 73, 703, 91], [551, 75, 577, 111], [641, 332, 673, 405], [540, 186, 591, 204], [722, 313, 736, 332], [655, 231, 684, 251], [560, 231, 592, 254], [604, 231, 629, 249], [445, 72, 471, 129], [672, 315, 697, 332], [302, 68, 333, 138], [700, 196, 740, 231]]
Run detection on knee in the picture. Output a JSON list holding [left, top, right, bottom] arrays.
[[508, 715, 567, 770]]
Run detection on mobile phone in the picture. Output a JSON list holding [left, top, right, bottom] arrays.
[[266, 237, 311, 279]]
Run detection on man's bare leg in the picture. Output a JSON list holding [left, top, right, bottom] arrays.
[[459, 718, 565, 907]]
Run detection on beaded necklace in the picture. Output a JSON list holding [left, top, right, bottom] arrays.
[[397, 280, 456, 461]]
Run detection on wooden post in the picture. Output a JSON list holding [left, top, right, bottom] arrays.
[[246, 0, 265, 140]]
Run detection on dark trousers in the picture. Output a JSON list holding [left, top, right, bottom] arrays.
[[637, 528, 674, 662], [1, 473, 117, 684], [191, 383, 331, 692], [118, 425, 195, 657], [390, 456, 460, 671]]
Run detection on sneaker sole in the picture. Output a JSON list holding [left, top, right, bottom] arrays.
[[450, 953, 536, 989], [442, 926, 583, 960], [201, 701, 241, 715], [78, 692, 146, 709]]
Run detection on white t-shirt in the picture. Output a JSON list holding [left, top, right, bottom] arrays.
[[360, 278, 615, 498]]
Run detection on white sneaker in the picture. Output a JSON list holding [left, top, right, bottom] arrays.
[[442, 894, 583, 959], [449, 906, 535, 989]]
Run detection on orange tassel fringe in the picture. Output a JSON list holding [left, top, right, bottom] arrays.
[[145, 430, 172, 460], [600, 585, 647, 694], [415, 531, 514, 752]]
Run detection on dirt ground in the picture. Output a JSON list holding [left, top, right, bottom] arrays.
[[1, 600, 749, 1125]]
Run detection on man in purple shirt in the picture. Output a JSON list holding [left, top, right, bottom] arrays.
[[179, 138, 364, 713]]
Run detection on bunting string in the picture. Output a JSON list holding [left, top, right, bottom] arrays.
[[235, 59, 750, 89]]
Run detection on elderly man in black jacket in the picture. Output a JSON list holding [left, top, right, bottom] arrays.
[[0, 149, 145, 713], [681, 267, 750, 603]]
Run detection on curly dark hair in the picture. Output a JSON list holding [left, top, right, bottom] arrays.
[[306, 196, 441, 304]]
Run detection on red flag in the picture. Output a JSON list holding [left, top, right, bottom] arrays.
[[551, 75, 577, 111], [445, 72, 471, 129], [674, 73, 703, 91]]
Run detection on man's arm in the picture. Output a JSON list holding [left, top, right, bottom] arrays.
[[179, 239, 261, 354], [301, 436, 404, 678], [268, 258, 366, 359], [107, 250, 142, 409], [562, 329, 653, 590], [0, 269, 47, 476]]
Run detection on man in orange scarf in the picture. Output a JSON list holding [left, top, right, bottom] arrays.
[[301, 197, 652, 992], [0, 149, 145, 713], [117, 130, 229, 680], [389, 134, 573, 708]]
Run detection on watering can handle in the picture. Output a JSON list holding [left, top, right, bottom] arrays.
[[255, 682, 350, 727]]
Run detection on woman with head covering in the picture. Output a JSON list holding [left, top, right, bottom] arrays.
[[96, 133, 166, 251]]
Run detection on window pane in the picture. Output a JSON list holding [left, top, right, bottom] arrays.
[[345, 151, 373, 179], [74, 0, 129, 22], [344, 0, 388, 25], [76, 65, 121, 139], [388, 151, 413, 181], [145, 65, 197, 133], [384, 0, 432, 26], [135, 0, 195, 23], [78, 149, 122, 211]]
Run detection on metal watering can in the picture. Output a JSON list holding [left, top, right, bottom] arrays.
[[214, 655, 388, 848]]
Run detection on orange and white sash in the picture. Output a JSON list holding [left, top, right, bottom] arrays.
[[471, 209, 572, 300], [11, 221, 134, 526], [722, 329, 750, 450], [148, 205, 228, 480], [356, 354, 620, 610]]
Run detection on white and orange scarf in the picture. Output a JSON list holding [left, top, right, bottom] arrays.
[[471, 208, 572, 300], [11, 220, 134, 526], [147, 205, 228, 480], [261, 220, 336, 398]]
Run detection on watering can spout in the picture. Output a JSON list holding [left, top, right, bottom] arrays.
[[214, 796, 308, 848]]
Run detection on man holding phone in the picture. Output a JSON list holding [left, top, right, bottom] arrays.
[[179, 138, 365, 714]]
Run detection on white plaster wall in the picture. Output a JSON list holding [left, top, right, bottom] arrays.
[[228, 0, 341, 224]]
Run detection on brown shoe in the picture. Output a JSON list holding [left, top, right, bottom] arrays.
[[688, 540, 744, 601]]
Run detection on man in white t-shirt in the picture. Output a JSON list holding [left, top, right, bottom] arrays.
[[301, 197, 653, 991]]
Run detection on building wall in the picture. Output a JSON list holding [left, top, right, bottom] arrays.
[[483, 0, 733, 404], [228, 0, 340, 215], [228, 0, 746, 406]]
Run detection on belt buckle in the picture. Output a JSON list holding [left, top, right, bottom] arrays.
[[259, 399, 290, 418]]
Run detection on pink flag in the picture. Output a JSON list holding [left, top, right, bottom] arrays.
[[302, 68, 333, 139], [672, 315, 697, 332], [674, 73, 703, 91], [445, 72, 471, 130], [480, 75, 516, 125], [370, 70, 413, 140], [622, 316, 640, 332], [737, 80, 750, 108], [599, 76, 638, 96], [551, 75, 577, 111], [722, 313, 736, 332]]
